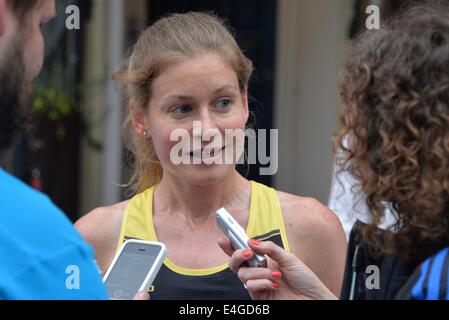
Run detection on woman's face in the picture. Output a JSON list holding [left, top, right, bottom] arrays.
[[136, 52, 249, 186]]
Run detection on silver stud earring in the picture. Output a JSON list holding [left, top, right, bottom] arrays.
[[143, 129, 148, 137]]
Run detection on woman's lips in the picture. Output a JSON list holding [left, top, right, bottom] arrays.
[[189, 145, 226, 159]]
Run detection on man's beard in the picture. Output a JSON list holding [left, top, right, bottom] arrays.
[[0, 35, 32, 151]]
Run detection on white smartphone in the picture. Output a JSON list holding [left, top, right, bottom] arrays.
[[103, 239, 167, 300], [216, 207, 267, 268]]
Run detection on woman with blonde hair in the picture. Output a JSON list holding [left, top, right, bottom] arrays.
[[75, 12, 346, 299]]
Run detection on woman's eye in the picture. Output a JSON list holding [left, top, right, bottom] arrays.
[[171, 105, 192, 114], [216, 99, 232, 109]]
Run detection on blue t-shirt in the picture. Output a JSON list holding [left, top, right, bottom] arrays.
[[0, 168, 107, 300]]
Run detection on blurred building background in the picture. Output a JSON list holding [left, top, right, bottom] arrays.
[[2, 0, 423, 221]]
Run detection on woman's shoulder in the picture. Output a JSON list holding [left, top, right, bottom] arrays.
[[276, 191, 342, 235], [75, 200, 130, 271], [75, 200, 130, 239], [275, 190, 347, 296], [275, 190, 347, 257]]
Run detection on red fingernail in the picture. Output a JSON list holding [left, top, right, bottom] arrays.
[[273, 282, 280, 289], [242, 250, 252, 257], [249, 239, 261, 246], [272, 271, 282, 279]]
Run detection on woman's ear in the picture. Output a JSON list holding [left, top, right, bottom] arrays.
[[129, 100, 149, 137]]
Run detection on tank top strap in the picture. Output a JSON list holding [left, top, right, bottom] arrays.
[[247, 181, 291, 252], [116, 186, 157, 255]]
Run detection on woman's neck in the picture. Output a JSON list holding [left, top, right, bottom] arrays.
[[155, 171, 251, 225]]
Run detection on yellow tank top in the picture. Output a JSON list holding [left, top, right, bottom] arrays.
[[116, 180, 291, 300]]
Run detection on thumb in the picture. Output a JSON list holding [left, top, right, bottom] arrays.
[[218, 236, 234, 257], [133, 291, 150, 300], [248, 240, 298, 267]]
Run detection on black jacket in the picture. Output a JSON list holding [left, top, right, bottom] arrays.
[[340, 221, 419, 300]]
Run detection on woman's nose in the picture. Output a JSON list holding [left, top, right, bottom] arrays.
[[191, 107, 221, 146], [198, 107, 218, 133]]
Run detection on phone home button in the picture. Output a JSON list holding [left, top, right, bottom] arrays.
[[113, 289, 124, 298]]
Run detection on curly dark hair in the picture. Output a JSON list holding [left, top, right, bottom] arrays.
[[334, 1, 449, 263]]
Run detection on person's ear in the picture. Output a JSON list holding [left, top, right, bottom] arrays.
[[130, 100, 150, 137], [0, 0, 6, 37]]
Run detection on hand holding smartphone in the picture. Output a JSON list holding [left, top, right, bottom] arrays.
[[216, 208, 267, 268], [103, 240, 166, 300]]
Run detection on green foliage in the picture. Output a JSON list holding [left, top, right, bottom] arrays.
[[32, 85, 78, 140], [31, 60, 81, 141]]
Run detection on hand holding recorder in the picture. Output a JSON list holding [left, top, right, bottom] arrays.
[[216, 208, 336, 300], [216, 208, 267, 268]]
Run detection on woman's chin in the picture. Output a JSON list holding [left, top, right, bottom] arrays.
[[176, 163, 234, 187]]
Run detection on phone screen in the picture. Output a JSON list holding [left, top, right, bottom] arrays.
[[105, 242, 162, 299]]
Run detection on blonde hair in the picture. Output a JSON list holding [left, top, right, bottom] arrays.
[[115, 12, 254, 195]]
